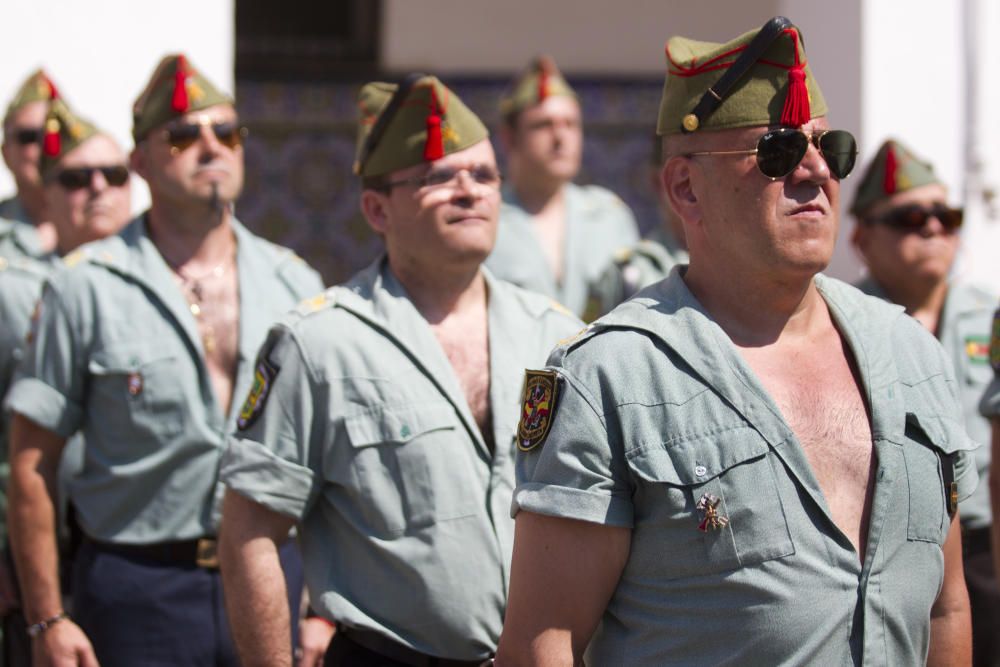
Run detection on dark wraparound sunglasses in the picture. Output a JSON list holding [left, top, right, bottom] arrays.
[[685, 128, 858, 180], [163, 120, 247, 152], [868, 203, 963, 232], [55, 165, 130, 190], [13, 127, 44, 146]]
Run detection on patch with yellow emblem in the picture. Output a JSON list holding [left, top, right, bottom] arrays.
[[966, 335, 990, 365], [517, 370, 560, 452], [236, 330, 282, 431]]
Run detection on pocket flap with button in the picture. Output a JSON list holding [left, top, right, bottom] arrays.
[[627, 425, 771, 486], [345, 402, 457, 448], [88, 342, 177, 374]]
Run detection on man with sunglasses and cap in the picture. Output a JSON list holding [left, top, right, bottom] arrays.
[[1, 70, 61, 260], [5, 54, 323, 667], [218, 74, 581, 667], [849, 138, 997, 664], [497, 17, 976, 666], [485, 56, 640, 318], [0, 96, 132, 666]]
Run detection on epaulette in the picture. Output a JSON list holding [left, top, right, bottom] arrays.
[[62, 248, 89, 268], [294, 289, 338, 317], [547, 299, 575, 319], [612, 246, 634, 264]]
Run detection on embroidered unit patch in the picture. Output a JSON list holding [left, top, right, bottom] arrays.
[[516, 369, 560, 452]]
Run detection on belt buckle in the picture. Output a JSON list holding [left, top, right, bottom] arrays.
[[195, 538, 219, 569]]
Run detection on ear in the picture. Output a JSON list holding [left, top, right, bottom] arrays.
[[1, 139, 14, 172], [662, 155, 701, 229], [360, 189, 391, 235], [498, 122, 516, 153], [130, 144, 147, 181]]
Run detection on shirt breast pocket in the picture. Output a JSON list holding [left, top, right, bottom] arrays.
[[342, 401, 476, 537], [626, 426, 795, 579], [903, 411, 967, 545], [87, 343, 184, 447]]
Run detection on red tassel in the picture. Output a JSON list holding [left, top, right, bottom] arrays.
[[423, 87, 444, 161], [780, 66, 810, 127], [171, 55, 189, 113], [43, 122, 60, 157], [46, 77, 59, 101], [883, 145, 898, 194], [538, 67, 549, 102], [424, 113, 443, 161]]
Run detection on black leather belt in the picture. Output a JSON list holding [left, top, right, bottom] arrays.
[[86, 537, 220, 569], [333, 625, 492, 667]]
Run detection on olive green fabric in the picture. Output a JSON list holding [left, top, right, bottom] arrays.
[[39, 99, 100, 181], [850, 139, 942, 216], [657, 23, 827, 136], [499, 56, 577, 119], [4, 215, 323, 543], [132, 54, 232, 141], [5, 69, 58, 120], [513, 272, 978, 664], [221, 257, 581, 658], [354, 75, 489, 178]]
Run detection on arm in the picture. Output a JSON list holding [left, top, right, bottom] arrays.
[[8, 413, 97, 667], [990, 418, 1000, 577], [495, 511, 630, 666], [219, 487, 298, 667], [928, 513, 971, 667]]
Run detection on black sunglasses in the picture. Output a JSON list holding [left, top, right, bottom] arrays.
[[869, 203, 964, 232], [686, 128, 858, 180], [163, 120, 247, 153], [12, 127, 44, 146], [55, 165, 130, 190]]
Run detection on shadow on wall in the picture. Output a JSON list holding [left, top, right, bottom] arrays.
[[236, 77, 664, 286]]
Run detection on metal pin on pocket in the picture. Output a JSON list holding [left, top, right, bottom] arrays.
[[127, 372, 144, 396], [696, 493, 728, 532]]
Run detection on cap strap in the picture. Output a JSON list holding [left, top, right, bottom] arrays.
[[679, 16, 793, 133]]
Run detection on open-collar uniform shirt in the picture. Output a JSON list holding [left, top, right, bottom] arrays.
[[4, 214, 323, 543], [221, 257, 581, 661], [485, 182, 639, 318], [514, 270, 979, 666]]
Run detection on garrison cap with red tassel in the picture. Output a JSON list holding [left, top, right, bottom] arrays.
[[353, 74, 488, 178], [131, 53, 232, 141], [5, 69, 60, 120], [499, 55, 577, 120], [657, 17, 827, 136], [849, 139, 942, 216], [39, 99, 101, 181]]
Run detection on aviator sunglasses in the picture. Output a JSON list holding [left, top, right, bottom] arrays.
[[54, 165, 130, 190], [868, 203, 964, 232], [163, 119, 247, 153], [685, 128, 858, 180]]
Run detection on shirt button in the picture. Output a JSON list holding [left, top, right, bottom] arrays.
[[695, 465, 707, 477]]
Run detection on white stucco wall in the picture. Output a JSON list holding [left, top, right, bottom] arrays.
[[0, 0, 235, 213]]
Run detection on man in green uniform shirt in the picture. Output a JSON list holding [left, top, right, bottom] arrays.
[[485, 56, 639, 317], [850, 138, 998, 664], [497, 17, 975, 666], [1, 70, 61, 258], [218, 74, 581, 667], [5, 54, 323, 666], [583, 134, 688, 321], [0, 96, 132, 665]]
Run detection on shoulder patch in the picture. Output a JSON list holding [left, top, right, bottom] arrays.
[[991, 309, 1000, 374], [517, 369, 561, 452], [236, 330, 283, 431]]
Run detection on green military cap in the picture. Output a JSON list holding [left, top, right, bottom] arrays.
[[353, 74, 489, 178], [132, 54, 232, 141], [5, 69, 60, 120], [499, 55, 577, 119], [39, 99, 100, 181], [657, 17, 827, 136], [850, 139, 942, 216]]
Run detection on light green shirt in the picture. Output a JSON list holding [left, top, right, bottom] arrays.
[[221, 257, 581, 660], [514, 271, 978, 666], [0, 212, 50, 263], [485, 182, 639, 317], [583, 226, 688, 321], [856, 278, 996, 528], [4, 214, 323, 544]]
